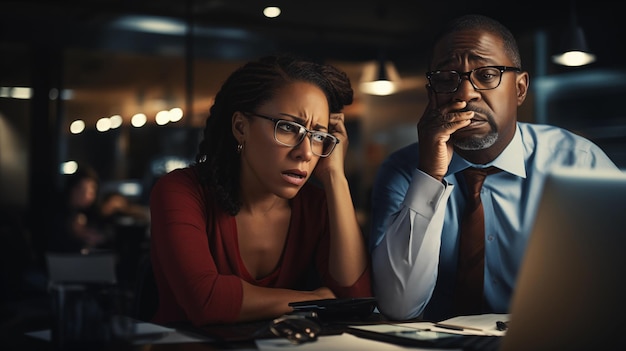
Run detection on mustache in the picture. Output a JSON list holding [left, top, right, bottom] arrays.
[[458, 105, 493, 120], [458, 104, 486, 115]]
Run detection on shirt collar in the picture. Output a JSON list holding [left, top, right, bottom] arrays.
[[447, 123, 527, 178]]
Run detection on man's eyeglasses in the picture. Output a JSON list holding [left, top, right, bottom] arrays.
[[426, 66, 521, 94], [244, 112, 339, 157]]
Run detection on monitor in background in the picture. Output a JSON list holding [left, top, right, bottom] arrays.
[[46, 251, 117, 287], [500, 168, 626, 351]]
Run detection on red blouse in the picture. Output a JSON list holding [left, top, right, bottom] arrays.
[[149, 166, 372, 326]]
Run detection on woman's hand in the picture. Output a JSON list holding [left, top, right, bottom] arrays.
[[313, 113, 347, 184], [310, 286, 336, 300]]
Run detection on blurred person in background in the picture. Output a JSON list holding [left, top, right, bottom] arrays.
[[99, 191, 150, 227], [48, 166, 112, 254]]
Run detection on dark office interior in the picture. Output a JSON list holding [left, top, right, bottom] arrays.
[[1, 0, 625, 345]]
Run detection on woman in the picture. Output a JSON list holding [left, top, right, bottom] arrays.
[[149, 55, 371, 326]]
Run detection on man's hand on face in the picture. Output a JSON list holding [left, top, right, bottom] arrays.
[[417, 100, 473, 181]]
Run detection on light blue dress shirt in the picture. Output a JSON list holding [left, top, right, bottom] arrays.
[[369, 122, 620, 321]]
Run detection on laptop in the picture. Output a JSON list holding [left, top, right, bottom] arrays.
[[499, 167, 626, 351], [46, 251, 118, 286]]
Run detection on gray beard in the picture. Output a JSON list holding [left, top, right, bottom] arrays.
[[453, 132, 498, 150]]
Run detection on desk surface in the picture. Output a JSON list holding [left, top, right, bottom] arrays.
[[8, 332, 256, 351], [9, 316, 373, 351], [5, 336, 248, 351], [8, 314, 501, 351]]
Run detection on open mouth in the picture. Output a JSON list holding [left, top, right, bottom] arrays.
[[282, 169, 307, 185], [284, 172, 305, 179]]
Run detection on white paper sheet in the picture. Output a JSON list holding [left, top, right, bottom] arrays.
[[395, 313, 510, 336], [256, 333, 456, 351]]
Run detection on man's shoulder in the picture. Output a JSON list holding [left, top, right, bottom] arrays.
[[518, 121, 567, 133], [517, 122, 617, 168], [385, 142, 419, 162], [374, 142, 420, 181], [518, 122, 591, 143]]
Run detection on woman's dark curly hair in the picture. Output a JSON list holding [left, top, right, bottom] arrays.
[[194, 55, 354, 216]]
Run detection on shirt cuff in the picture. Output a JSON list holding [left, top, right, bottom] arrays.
[[403, 168, 447, 219]]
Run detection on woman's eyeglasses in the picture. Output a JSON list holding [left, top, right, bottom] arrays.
[[244, 112, 339, 157]]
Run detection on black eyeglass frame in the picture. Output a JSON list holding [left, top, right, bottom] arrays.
[[425, 65, 521, 94], [243, 112, 339, 157]]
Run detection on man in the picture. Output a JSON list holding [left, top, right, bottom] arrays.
[[369, 14, 619, 322]]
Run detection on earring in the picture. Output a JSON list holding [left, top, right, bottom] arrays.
[[237, 143, 243, 154]]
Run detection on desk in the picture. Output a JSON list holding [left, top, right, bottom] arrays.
[[8, 326, 256, 351], [4, 336, 247, 351], [9, 317, 373, 351], [9, 315, 501, 351]]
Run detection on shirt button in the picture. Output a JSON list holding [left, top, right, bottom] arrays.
[[487, 235, 494, 241]]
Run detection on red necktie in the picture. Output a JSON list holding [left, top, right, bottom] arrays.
[[454, 167, 500, 315]]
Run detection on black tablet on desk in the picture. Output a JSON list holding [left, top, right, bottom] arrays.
[[288, 297, 377, 322], [346, 324, 501, 350], [181, 297, 377, 343]]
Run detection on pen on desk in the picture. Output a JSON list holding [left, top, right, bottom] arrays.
[[433, 323, 483, 332], [399, 329, 432, 333]]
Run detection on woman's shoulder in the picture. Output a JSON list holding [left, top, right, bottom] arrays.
[[151, 166, 202, 194], [155, 166, 198, 183], [149, 165, 215, 214]]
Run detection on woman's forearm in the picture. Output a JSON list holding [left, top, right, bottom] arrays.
[[323, 171, 369, 285]]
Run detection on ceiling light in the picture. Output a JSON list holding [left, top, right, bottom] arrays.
[[552, 1, 596, 67], [263, 7, 281, 18], [359, 58, 401, 96]]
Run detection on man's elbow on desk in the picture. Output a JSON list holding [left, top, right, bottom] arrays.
[[374, 293, 426, 321]]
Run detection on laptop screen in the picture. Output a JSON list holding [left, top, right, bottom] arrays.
[[500, 168, 626, 351]]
